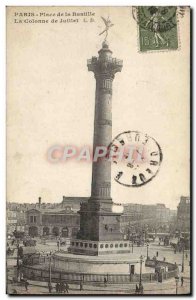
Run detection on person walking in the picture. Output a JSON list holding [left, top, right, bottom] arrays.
[[48, 282, 52, 293], [104, 277, 107, 287], [156, 251, 159, 257], [62, 282, 66, 293], [59, 281, 65, 293], [140, 283, 144, 294], [80, 281, 83, 291], [24, 280, 29, 291], [59, 281, 63, 293], [55, 282, 60, 293], [185, 252, 188, 260], [135, 284, 139, 294], [31, 271, 35, 280], [181, 276, 184, 287], [65, 282, 69, 293]]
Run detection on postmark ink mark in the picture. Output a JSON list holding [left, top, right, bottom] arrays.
[[132, 6, 179, 52], [110, 130, 163, 187]]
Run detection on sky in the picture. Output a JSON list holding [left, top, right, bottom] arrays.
[[7, 6, 190, 209]]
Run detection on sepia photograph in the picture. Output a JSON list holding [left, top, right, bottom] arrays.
[[6, 5, 191, 295]]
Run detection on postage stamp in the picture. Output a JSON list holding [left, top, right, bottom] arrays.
[[134, 6, 179, 52]]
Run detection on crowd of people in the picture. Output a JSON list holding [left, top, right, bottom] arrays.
[[54, 281, 70, 293], [48, 281, 84, 293]]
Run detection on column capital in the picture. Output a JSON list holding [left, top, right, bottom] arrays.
[[87, 56, 123, 77]]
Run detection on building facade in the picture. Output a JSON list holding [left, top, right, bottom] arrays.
[[177, 196, 190, 232], [120, 203, 175, 236], [7, 210, 17, 235], [25, 207, 80, 238], [8, 196, 177, 239]]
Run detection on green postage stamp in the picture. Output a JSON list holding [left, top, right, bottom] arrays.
[[136, 6, 178, 52]]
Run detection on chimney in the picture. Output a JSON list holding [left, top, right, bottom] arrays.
[[62, 196, 66, 208], [38, 197, 41, 208]]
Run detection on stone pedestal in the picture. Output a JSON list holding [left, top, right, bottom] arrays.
[[77, 200, 123, 242], [68, 239, 131, 256], [53, 251, 139, 274]]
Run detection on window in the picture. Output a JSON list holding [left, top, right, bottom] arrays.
[[76, 242, 79, 246], [110, 244, 113, 248], [120, 243, 123, 248], [89, 243, 92, 248], [100, 244, 104, 248], [85, 243, 88, 248], [94, 244, 97, 248], [115, 244, 118, 248], [80, 242, 83, 247], [29, 215, 37, 223], [124, 243, 127, 247], [72, 242, 74, 246], [105, 244, 109, 248]]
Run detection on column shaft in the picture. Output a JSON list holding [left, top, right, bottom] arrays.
[[91, 77, 113, 199]]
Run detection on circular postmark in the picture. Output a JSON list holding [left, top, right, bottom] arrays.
[[109, 130, 163, 187], [132, 6, 177, 32], [131, 6, 180, 51]]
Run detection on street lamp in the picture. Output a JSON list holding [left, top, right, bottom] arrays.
[[132, 236, 134, 253], [16, 240, 20, 281], [57, 238, 60, 252], [139, 255, 144, 293], [49, 252, 52, 286], [181, 243, 185, 273], [146, 243, 149, 260], [175, 276, 179, 294]]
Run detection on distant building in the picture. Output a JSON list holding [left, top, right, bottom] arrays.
[[155, 204, 171, 223], [123, 203, 172, 223], [120, 204, 143, 234], [7, 196, 88, 237], [177, 196, 190, 232], [142, 205, 157, 220], [7, 206, 27, 234], [7, 196, 88, 212], [169, 209, 177, 218], [25, 207, 80, 237], [7, 210, 17, 235], [120, 202, 175, 236], [7, 197, 178, 237], [58, 196, 88, 212]]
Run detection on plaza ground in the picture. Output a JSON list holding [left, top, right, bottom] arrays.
[[7, 240, 191, 295], [7, 277, 190, 295]]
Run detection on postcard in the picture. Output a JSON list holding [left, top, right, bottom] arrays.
[[6, 6, 191, 295]]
